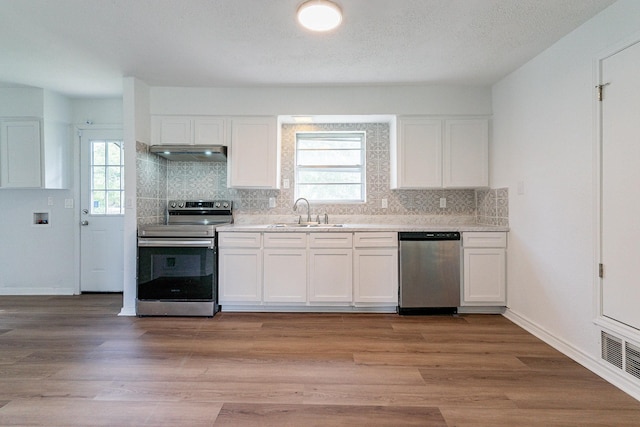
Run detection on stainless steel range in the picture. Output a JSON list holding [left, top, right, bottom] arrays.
[[136, 200, 233, 317]]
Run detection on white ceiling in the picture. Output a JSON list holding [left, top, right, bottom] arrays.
[[0, 0, 616, 98]]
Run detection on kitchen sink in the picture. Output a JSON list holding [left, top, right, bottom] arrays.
[[269, 223, 344, 228]]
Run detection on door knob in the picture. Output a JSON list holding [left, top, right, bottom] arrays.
[[81, 220, 89, 226], [82, 209, 89, 214]]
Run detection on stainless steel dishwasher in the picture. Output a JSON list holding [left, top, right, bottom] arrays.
[[398, 232, 461, 315]]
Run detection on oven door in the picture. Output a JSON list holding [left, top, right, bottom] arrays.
[[137, 238, 215, 301]]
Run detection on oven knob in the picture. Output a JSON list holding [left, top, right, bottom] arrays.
[[170, 201, 177, 208], [178, 202, 185, 208], [223, 202, 229, 208], [215, 202, 221, 208]]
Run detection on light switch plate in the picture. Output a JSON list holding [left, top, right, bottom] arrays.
[[268, 197, 276, 208], [283, 178, 290, 189], [64, 199, 74, 209], [48, 197, 54, 206], [440, 197, 447, 208]]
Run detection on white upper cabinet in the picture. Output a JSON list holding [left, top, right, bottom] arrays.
[[443, 119, 489, 188], [194, 118, 225, 145], [392, 118, 442, 188], [392, 116, 489, 189], [228, 116, 279, 189], [0, 119, 70, 189], [0, 120, 41, 188], [151, 116, 226, 145], [0, 89, 71, 190]]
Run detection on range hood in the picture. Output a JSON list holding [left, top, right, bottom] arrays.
[[149, 145, 227, 162]]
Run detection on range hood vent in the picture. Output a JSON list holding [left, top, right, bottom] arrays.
[[149, 145, 227, 162]]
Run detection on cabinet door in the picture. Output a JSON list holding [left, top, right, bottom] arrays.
[[0, 120, 41, 188], [152, 116, 192, 145], [462, 248, 506, 306], [194, 117, 226, 145], [393, 118, 442, 188], [353, 249, 398, 304], [309, 249, 352, 302], [229, 117, 279, 188], [218, 248, 262, 303], [443, 119, 488, 188], [263, 249, 307, 303]]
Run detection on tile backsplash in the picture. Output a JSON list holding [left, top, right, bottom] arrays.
[[136, 123, 509, 227], [476, 188, 509, 227]]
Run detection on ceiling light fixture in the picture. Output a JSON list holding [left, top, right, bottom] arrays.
[[297, 0, 342, 32]]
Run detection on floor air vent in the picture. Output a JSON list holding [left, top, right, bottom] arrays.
[[601, 331, 623, 369], [625, 342, 640, 380]]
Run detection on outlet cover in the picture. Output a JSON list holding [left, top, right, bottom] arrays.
[[439, 197, 447, 208], [268, 197, 276, 208], [381, 199, 388, 209]]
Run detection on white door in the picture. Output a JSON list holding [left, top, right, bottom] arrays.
[[80, 129, 125, 292], [601, 40, 640, 329]]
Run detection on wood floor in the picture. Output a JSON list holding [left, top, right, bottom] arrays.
[[1, 295, 639, 426]]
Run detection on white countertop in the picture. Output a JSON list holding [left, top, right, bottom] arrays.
[[216, 223, 508, 233]]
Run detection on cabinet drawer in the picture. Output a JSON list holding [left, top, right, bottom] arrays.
[[218, 232, 261, 248], [264, 232, 307, 248], [309, 232, 353, 248], [354, 232, 398, 248], [462, 232, 507, 248]]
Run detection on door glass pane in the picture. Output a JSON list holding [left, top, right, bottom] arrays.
[[92, 166, 106, 189], [92, 191, 106, 214], [106, 166, 121, 190], [107, 141, 122, 165], [93, 142, 106, 165], [90, 139, 124, 215]]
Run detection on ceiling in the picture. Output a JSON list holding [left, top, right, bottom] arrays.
[[0, 0, 616, 98]]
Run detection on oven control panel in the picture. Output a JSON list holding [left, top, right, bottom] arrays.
[[168, 200, 232, 211]]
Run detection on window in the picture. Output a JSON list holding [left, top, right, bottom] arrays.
[[90, 140, 124, 215], [295, 131, 366, 202]]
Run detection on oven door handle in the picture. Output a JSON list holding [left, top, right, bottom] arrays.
[[137, 238, 215, 249]]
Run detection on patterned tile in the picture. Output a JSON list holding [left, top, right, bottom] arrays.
[[135, 125, 509, 227]]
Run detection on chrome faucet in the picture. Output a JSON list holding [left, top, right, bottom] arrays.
[[293, 197, 311, 223]]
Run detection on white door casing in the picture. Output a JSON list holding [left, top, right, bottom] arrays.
[[80, 129, 124, 292]]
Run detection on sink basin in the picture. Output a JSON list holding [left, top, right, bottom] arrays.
[[269, 223, 344, 228]]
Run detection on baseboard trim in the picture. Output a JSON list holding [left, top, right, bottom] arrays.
[[0, 287, 75, 296], [503, 308, 640, 401]]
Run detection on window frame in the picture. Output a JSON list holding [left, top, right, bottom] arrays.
[[89, 139, 125, 216], [294, 131, 366, 204]]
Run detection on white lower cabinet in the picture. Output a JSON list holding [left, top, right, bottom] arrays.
[[309, 249, 353, 303], [461, 232, 507, 306], [263, 233, 308, 303], [218, 230, 400, 311], [218, 233, 262, 304], [353, 232, 398, 304], [308, 232, 353, 303]]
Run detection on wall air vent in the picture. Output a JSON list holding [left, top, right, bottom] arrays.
[[601, 331, 623, 369], [625, 342, 640, 380]]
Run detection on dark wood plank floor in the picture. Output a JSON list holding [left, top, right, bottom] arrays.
[[1, 294, 639, 426]]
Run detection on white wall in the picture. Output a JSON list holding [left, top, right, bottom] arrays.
[[491, 0, 640, 397], [0, 90, 122, 295], [150, 85, 492, 116], [71, 98, 122, 125], [121, 77, 149, 316]]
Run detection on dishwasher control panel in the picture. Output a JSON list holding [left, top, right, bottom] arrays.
[[398, 232, 460, 241]]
